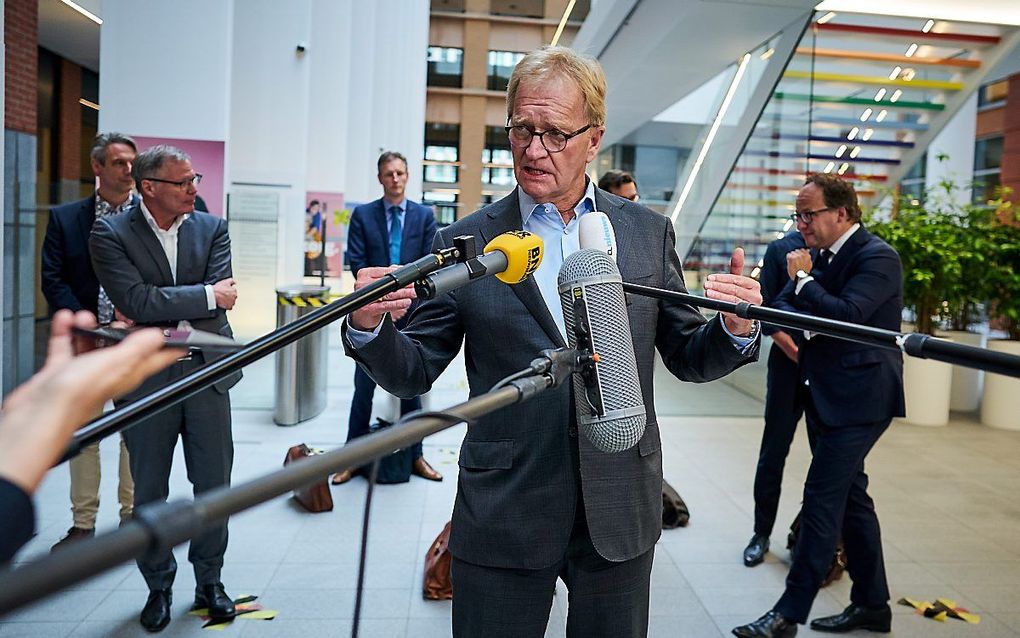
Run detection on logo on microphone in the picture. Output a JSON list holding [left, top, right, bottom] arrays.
[[525, 246, 541, 277]]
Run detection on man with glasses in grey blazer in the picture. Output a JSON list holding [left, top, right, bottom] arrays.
[[344, 46, 763, 637]]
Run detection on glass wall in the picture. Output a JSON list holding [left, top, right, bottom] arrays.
[[487, 51, 524, 92], [426, 46, 464, 88]]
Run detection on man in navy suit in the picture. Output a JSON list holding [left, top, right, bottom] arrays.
[[41, 132, 139, 551], [743, 229, 806, 567], [734, 175, 904, 638], [331, 151, 441, 485]]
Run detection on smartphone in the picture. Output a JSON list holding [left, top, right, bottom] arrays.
[[71, 326, 245, 354]]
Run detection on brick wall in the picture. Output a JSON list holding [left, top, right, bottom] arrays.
[[59, 58, 82, 180], [4, 0, 37, 134], [1002, 73, 1020, 208]]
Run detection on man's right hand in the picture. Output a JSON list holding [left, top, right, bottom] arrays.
[[349, 266, 417, 331], [772, 329, 799, 363], [213, 278, 238, 310]]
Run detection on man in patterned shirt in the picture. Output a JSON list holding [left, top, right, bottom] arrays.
[[41, 132, 139, 549]]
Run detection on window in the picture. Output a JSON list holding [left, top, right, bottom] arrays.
[[973, 135, 1003, 204], [423, 191, 459, 226], [490, 0, 545, 18], [978, 80, 1008, 108], [482, 126, 516, 187], [899, 152, 927, 205], [424, 123, 460, 184], [487, 51, 525, 92], [430, 0, 465, 11], [427, 47, 463, 88]]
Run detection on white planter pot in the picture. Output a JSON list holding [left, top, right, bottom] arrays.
[[980, 340, 1020, 430], [901, 348, 953, 426], [939, 331, 985, 412]]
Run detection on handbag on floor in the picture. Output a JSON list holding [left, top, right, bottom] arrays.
[[283, 444, 334, 513], [423, 521, 453, 600], [357, 418, 414, 484], [662, 479, 691, 529], [787, 509, 847, 587]]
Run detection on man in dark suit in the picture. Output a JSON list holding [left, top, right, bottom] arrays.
[[90, 145, 241, 632], [344, 46, 763, 638], [41, 132, 139, 550], [743, 229, 806, 567], [733, 175, 904, 637], [331, 151, 441, 485]]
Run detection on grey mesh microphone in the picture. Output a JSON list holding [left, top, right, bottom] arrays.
[[558, 248, 646, 453]]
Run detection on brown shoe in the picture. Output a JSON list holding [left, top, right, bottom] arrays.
[[331, 469, 353, 485], [51, 526, 95, 552], [412, 457, 443, 481]]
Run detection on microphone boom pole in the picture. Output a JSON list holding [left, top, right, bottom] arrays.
[[59, 248, 462, 464], [623, 282, 1020, 379]]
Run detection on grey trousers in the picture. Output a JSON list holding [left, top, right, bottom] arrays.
[[121, 378, 233, 592]]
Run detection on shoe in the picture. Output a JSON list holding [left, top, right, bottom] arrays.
[[120, 513, 133, 528], [140, 589, 172, 632], [732, 610, 798, 637], [331, 469, 353, 485], [51, 526, 95, 552], [743, 534, 770, 567], [194, 582, 235, 621], [810, 604, 891, 633], [412, 457, 443, 481]]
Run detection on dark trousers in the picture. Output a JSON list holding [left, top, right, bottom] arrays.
[[121, 369, 232, 592], [774, 395, 890, 623], [450, 508, 654, 638], [753, 346, 806, 536], [348, 365, 422, 459]]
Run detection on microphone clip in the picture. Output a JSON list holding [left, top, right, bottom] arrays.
[[452, 235, 489, 281]]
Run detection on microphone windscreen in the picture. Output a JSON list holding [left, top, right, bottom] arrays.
[[485, 230, 544, 284], [558, 249, 646, 453], [578, 211, 617, 261]]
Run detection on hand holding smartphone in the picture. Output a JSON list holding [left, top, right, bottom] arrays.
[[72, 326, 244, 355]]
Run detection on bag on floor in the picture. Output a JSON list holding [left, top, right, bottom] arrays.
[[358, 418, 414, 484], [787, 509, 847, 587], [423, 521, 453, 600], [283, 443, 334, 513], [662, 479, 690, 529]]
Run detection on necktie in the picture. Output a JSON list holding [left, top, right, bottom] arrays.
[[388, 206, 402, 265], [813, 249, 832, 277]]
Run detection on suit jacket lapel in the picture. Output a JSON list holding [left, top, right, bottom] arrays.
[[480, 190, 566, 347], [594, 190, 638, 278], [78, 198, 97, 250], [177, 215, 200, 284], [374, 199, 390, 259], [129, 207, 175, 285]]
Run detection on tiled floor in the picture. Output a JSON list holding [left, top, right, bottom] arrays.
[[4, 335, 1020, 637]]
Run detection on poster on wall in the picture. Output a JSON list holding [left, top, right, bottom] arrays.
[[131, 136, 226, 217], [228, 188, 280, 340], [303, 191, 350, 278]]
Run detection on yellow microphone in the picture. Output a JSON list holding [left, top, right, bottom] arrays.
[[415, 231, 544, 299]]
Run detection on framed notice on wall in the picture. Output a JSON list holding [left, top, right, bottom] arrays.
[[227, 188, 280, 340]]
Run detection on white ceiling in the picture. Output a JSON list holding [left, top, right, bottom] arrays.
[[572, 0, 819, 148], [38, 0, 102, 71], [815, 0, 1020, 26]]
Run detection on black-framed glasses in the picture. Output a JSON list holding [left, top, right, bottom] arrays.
[[505, 123, 592, 153], [790, 206, 833, 224], [143, 174, 203, 190]]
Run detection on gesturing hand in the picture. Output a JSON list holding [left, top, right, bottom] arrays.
[[348, 266, 418, 331], [704, 247, 762, 337]]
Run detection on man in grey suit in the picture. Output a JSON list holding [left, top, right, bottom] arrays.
[[90, 145, 240, 633], [344, 46, 763, 637]]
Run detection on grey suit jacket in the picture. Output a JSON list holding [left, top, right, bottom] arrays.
[[89, 205, 241, 397], [344, 188, 758, 568]]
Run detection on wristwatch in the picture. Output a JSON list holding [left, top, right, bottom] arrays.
[[796, 269, 811, 282]]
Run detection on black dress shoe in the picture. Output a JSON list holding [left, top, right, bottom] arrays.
[[194, 582, 235, 621], [743, 534, 770, 567], [732, 610, 798, 637], [810, 603, 891, 633], [140, 589, 172, 633]]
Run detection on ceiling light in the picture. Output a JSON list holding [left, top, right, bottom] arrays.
[[838, 163, 850, 175], [849, 147, 861, 158], [782, 219, 794, 232], [775, 232, 785, 239], [876, 109, 888, 122], [761, 48, 775, 61], [78, 98, 99, 111], [836, 144, 848, 158], [889, 66, 902, 80], [824, 161, 836, 173], [549, 0, 577, 47], [848, 127, 860, 140], [860, 108, 873, 122], [890, 89, 902, 102], [922, 19, 935, 33], [874, 89, 887, 101], [751, 267, 761, 278], [862, 128, 874, 141], [817, 11, 837, 24], [903, 68, 916, 81], [60, 0, 102, 24], [905, 43, 918, 57]]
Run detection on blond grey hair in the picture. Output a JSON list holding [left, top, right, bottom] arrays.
[[506, 46, 607, 127]]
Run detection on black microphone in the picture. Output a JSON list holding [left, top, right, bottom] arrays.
[[415, 231, 543, 300], [558, 249, 646, 453]]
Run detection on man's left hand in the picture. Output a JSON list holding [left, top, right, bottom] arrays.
[[704, 247, 762, 336]]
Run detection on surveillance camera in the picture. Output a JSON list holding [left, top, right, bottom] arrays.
[[296, 43, 307, 54]]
